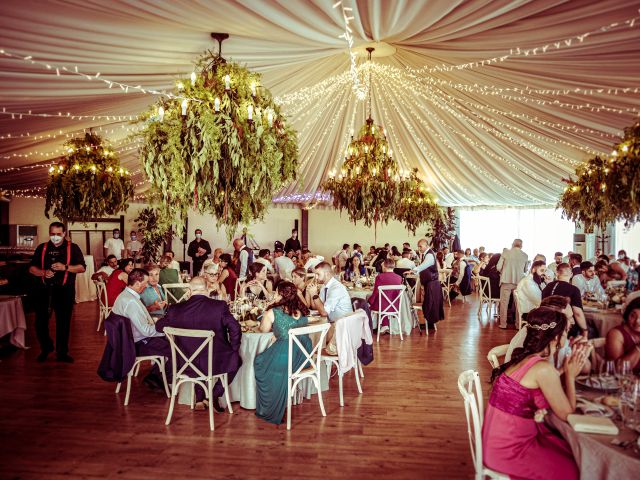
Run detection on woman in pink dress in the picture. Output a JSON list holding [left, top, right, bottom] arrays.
[[483, 306, 590, 479]]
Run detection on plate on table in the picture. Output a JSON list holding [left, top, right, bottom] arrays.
[[576, 375, 621, 393], [577, 396, 614, 417], [309, 309, 319, 315]]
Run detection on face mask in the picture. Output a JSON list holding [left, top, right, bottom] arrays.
[[196, 234, 202, 239], [131, 235, 137, 241], [113, 233, 120, 239], [50, 235, 63, 244]]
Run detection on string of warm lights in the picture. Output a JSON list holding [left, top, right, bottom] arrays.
[[0, 123, 141, 142], [408, 14, 640, 75], [333, 0, 367, 101], [0, 107, 138, 122], [275, 71, 351, 108]]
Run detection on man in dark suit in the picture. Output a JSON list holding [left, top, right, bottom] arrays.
[[155, 277, 241, 412]]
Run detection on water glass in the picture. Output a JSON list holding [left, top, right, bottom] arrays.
[[599, 360, 617, 389], [620, 379, 640, 429]]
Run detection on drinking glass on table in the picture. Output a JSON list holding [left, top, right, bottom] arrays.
[[599, 360, 617, 388], [620, 379, 640, 429]]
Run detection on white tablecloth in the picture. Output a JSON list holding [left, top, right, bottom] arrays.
[[75, 255, 96, 303], [0, 295, 27, 348], [178, 324, 329, 409], [584, 307, 623, 337], [348, 287, 413, 335]]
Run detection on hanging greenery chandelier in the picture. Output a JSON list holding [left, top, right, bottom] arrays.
[[322, 48, 440, 233], [45, 132, 133, 223]]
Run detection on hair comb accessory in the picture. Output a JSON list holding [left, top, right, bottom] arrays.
[[528, 322, 557, 331]]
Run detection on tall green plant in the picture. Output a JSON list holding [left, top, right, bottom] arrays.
[[135, 207, 172, 264]]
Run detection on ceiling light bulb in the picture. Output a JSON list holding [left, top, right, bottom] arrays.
[[190, 71, 197, 86]]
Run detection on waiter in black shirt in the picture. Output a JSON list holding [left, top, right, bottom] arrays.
[[187, 228, 211, 276], [284, 229, 301, 255], [29, 222, 86, 363]]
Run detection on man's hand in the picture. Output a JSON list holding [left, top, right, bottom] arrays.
[[307, 283, 319, 297], [44, 269, 55, 278], [51, 262, 66, 271]]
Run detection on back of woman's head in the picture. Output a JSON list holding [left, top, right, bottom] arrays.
[[490, 306, 567, 383], [540, 294, 570, 311], [268, 280, 310, 317], [119, 258, 133, 271], [291, 267, 306, 280], [219, 253, 232, 265], [247, 262, 265, 281]]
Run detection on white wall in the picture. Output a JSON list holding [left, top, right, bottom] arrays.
[[615, 221, 640, 261], [307, 209, 424, 261], [8, 197, 53, 246]]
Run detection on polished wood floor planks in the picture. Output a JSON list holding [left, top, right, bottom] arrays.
[[0, 297, 515, 479]]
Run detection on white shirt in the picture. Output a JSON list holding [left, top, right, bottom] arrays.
[[444, 253, 455, 269], [414, 250, 436, 273], [335, 250, 349, 269], [320, 277, 353, 322], [454, 259, 468, 286], [168, 259, 180, 271], [304, 256, 324, 272], [104, 237, 125, 259], [111, 287, 164, 343], [127, 240, 142, 255], [395, 257, 415, 269], [515, 273, 544, 314], [97, 265, 114, 277], [239, 249, 249, 279], [255, 257, 274, 273], [572, 274, 604, 296], [274, 255, 296, 280]]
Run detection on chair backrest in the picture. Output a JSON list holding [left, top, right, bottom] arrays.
[[478, 275, 491, 302], [288, 322, 331, 379], [235, 279, 243, 299], [512, 289, 524, 329], [487, 344, 509, 369], [377, 285, 405, 315], [162, 283, 190, 304], [440, 270, 451, 286], [94, 279, 108, 309], [457, 370, 484, 477], [163, 327, 215, 380]]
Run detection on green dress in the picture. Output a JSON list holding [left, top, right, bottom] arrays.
[[254, 307, 311, 425], [158, 268, 186, 305]]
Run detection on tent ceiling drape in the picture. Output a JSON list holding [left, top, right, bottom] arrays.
[[1, 0, 639, 207]]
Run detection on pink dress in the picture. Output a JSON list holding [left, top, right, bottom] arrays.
[[482, 356, 578, 480]]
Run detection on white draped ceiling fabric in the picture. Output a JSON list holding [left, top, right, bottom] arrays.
[[1, 0, 640, 208]]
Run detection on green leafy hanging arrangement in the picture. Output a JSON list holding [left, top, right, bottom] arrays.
[[559, 121, 640, 232], [137, 49, 299, 240], [45, 132, 133, 223]]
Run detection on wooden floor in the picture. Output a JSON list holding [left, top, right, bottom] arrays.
[[0, 296, 515, 479]]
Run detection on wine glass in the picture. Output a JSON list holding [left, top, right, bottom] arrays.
[[620, 379, 640, 429], [599, 360, 617, 389]]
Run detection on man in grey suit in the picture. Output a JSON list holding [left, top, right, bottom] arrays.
[[496, 239, 528, 328]]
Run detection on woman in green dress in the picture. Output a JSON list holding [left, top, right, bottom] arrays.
[[254, 281, 311, 424]]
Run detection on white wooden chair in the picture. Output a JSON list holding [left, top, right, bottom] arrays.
[[287, 322, 331, 430], [487, 344, 509, 369], [93, 279, 111, 332], [512, 289, 524, 330], [322, 312, 365, 407], [477, 276, 499, 319], [163, 327, 233, 431], [440, 270, 452, 307], [457, 370, 510, 480], [115, 355, 170, 406], [471, 272, 480, 296], [372, 284, 406, 342], [162, 283, 190, 304], [403, 274, 418, 304]]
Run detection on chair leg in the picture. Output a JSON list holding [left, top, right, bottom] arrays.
[[286, 378, 293, 430], [124, 373, 133, 406], [397, 315, 403, 341], [115, 382, 121, 393], [358, 362, 364, 378], [159, 358, 170, 398], [354, 363, 363, 394], [97, 311, 103, 332], [208, 381, 215, 432], [315, 375, 327, 417], [222, 374, 233, 414], [338, 372, 344, 407], [190, 383, 195, 410], [165, 381, 178, 426], [376, 313, 381, 343], [134, 362, 141, 377]]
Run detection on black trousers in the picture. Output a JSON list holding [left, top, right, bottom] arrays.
[[33, 284, 75, 355], [135, 336, 173, 384]]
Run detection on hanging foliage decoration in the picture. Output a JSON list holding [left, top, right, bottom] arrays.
[[559, 121, 640, 232], [135, 207, 173, 264], [322, 117, 441, 233], [137, 51, 299, 240], [45, 132, 133, 223]]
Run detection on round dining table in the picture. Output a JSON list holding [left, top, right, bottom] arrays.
[[584, 305, 623, 338], [0, 295, 27, 348], [346, 284, 414, 335], [75, 254, 96, 303]]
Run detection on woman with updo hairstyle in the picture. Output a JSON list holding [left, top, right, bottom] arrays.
[[218, 253, 238, 300], [254, 281, 312, 424], [240, 262, 273, 300], [605, 297, 640, 374], [482, 306, 589, 479]]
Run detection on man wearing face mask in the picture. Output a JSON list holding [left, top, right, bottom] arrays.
[[187, 228, 211, 276], [104, 228, 125, 260], [29, 222, 86, 363], [126, 230, 143, 262]]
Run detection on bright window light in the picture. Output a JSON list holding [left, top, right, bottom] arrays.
[[615, 222, 640, 259]]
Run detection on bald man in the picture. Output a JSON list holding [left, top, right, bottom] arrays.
[[155, 276, 241, 411]]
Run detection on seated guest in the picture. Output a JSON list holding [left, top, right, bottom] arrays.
[[307, 262, 354, 354], [395, 249, 416, 270], [483, 306, 587, 479], [255, 249, 274, 274], [140, 264, 167, 319], [572, 261, 604, 297], [435, 250, 445, 269], [617, 250, 630, 274], [480, 253, 501, 300], [595, 258, 627, 287], [402, 242, 417, 260], [605, 298, 640, 374], [364, 245, 377, 265], [369, 259, 402, 328], [334, 244, 350, 271], [240, 262, 273, 300], [291, 267, 312, 307], [158, 254, 180, 285], [164, 250, 181, 271], [515, 260, 547, 317], [390, 246, 402, 261], [218, 253, 238, 300], [443, 247, 455, 269], [254, 281, 311, 424], [91, 254, 118, 282], [568, 253, 582, 276], [204, 263, 227, 299], [542, 263, 589, 338], [156, 276, 241, 411], [302, 249, 324, 272], [352, 244, 364, 262], [472, 252, 488, 275], [345, 254, 365, 281], [111, 268, 171, 391], [105, 258, 134, 307], [372, 248, 388, 273], [547, 251, 563, 277], [464, 248, 476, 266], [449, 250, 471, 300], [273, 248, 295, 281]]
